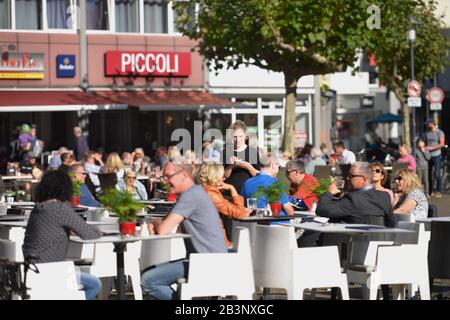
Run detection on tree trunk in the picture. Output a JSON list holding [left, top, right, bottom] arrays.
[[283, 72, 300, 156], [394, 89, 411, 150]]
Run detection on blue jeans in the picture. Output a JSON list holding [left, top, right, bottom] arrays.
[[429, 156, 442, 193], [77, 271, 102, 300], [141, 259, 189, 300]]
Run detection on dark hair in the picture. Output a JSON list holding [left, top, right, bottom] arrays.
[[60, 152, 72, 162], [333, 141, 345, 149], [35, 170, 73, 203]]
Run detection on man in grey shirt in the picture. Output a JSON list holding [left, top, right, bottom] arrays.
[[424, 120, 445, 197], [141, 159, 227, 300]]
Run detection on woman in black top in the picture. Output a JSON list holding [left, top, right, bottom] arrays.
[[223, 120, 262, 193], [23, 170, 102, 300]]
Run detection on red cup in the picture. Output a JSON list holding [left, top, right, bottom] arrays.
[[270, 203, 282, 217], [167, 193, 177, 202], [119, 222, 136, 237]]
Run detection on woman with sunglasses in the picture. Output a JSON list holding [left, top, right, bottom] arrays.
[[116, 168, 148, 200], [369, 162, 394, 204], [392, 169, 428, 221]]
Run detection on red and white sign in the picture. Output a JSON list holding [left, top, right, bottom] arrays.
[[427, 87, 444, 103], [105, 51, 191, 77], [407, 80, 421, 97]]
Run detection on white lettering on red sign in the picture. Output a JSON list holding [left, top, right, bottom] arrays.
[[106, 51, 189, 77]]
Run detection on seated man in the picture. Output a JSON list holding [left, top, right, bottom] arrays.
[[140, 158, 227, 300], [240, 154, 294, 216], [316, 161, 394, 226], [285, 159, 319, 211], [69, 164, 101, 207]]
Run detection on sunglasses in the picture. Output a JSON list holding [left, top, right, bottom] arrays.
[[348, 174, 366, 179], [372, 169, 382, 174], [395, 176, 403, 181]]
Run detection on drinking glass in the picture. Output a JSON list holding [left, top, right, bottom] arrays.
[[247, 198, 258, 210]]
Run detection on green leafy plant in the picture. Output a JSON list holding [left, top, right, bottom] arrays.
[[72, 180, 82, 197], [98, 188, 145, 223], [252, 181, 287, 204], [309, 177, 334, 197]]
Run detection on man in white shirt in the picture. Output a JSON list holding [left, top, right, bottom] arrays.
[[332, 141, 356, 164], [83, 151, 103, 190]]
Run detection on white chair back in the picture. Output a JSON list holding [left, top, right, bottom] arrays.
[[27, 261, 85, 300], [0, 239, 16, 261]]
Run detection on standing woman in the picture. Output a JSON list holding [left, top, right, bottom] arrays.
[[102, 152, 125, 180], [197, 163, 250, 247], [393, 169, 428, 221], [414, 138, 431, 197], [223, 120, 262, 193], [369, 162, 394, 204], [22, 170, 102, 300]]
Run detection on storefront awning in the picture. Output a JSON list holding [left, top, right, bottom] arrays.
[[0, 91, 126, 112], [94, 90, 240, 111]]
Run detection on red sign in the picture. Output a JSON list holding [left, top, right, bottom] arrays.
[[105, 51, 191, 77], [407, 80, 421, 97], [427, 87, 444, 103]]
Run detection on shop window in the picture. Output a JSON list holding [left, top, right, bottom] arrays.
[[16, 0, 42, 30], [115, 0, 139, 32], [0, 0, 11, 29], [144, 0, 167, 33]]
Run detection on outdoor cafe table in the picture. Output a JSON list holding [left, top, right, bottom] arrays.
[[1, 175, 34, 181], [70, 233, 191, 300], [138, 199, 176, 205], [416, 216, 450, 223], [289, 221, 414, 263]]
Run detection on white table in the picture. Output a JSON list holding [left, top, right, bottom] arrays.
[[0, 214, 29, 221], [1, 175, 34, 180], [138, 200, 175, 205], [5, 201, 35, 207], [416, 216, 450, 223], [70, 233, 191, 300], [289, 221, 413, 234], [0, 220, 117, 228]]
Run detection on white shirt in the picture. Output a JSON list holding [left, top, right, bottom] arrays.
[[339, 149, 356, 164]]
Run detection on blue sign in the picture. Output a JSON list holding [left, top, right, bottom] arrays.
[[56, 55, 76, 78]]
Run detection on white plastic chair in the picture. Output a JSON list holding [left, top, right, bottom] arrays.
[[79, 241, 143, 300], [346, 222, 430, 300], [179, 227, 255, 300], [140, 237, 186, 271], [0, 227, 25, 261], [26, 261, 85, 300], [0, 239, 17, 261], [254, 224, 349, 300]]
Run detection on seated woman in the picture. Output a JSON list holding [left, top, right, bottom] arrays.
[[22, 170, 102, 300], [116, 168, 148, 200], [197, 163, 250, 247], [396, 144, 417, 171], [393, 169, 428, 221], [369, 162, 394, 204]]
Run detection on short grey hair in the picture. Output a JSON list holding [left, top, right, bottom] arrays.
[[68, 163, 83, 175], [285, 159, 305, 173], [259, 153, 279, 168], [163, 156, 194, 178], [352, 161, 373, 180]]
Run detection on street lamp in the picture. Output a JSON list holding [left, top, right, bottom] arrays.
[[408, 16, 420, 153]]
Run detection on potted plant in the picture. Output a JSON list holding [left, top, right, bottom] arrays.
[[98, 188, 145, 237], [70, 180, 82, 207], [252, 181, 287, 217]]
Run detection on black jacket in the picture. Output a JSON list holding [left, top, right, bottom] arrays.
[[317, 188, 395, 227]]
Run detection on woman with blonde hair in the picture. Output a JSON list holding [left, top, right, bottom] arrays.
[[393, 169, 428, 221], [116, 168, 147, 200], [197, 162, 250, 247], [102, 152, 124, 180], [369, 162, 394, 204]]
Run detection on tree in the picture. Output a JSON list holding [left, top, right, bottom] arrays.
[[365, 0, 449, 149], [173, 0, 373, 154]]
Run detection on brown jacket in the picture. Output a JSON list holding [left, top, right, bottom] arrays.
[[203, 184, 247, 246]]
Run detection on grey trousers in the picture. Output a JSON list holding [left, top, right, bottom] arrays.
[[417, 166, 429, 195]]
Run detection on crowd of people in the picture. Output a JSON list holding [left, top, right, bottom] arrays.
[[0, 118, 444, 300]]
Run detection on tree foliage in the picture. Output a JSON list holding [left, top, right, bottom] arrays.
[[173, 0, 449, 152], [365, 0, 449, 148]]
